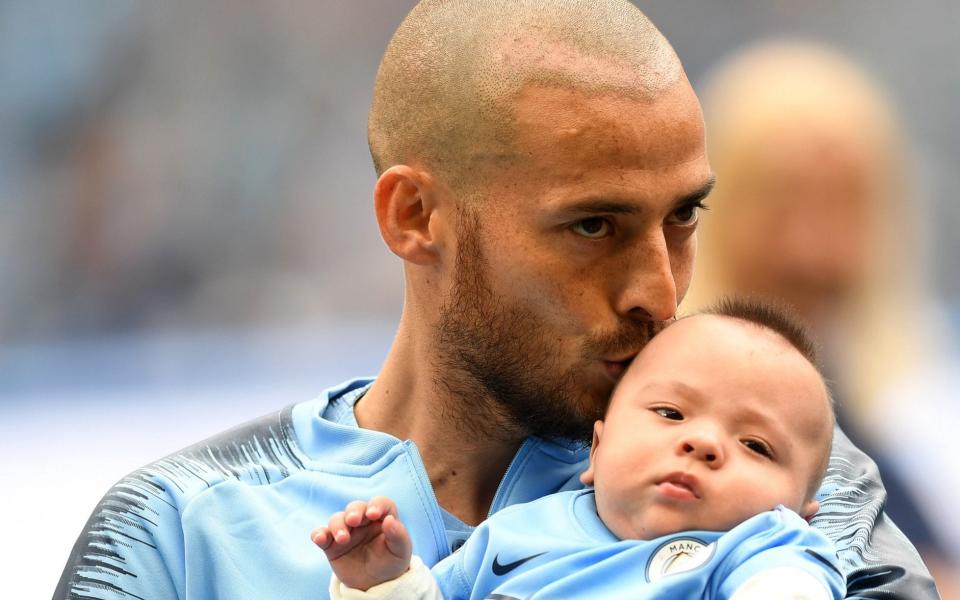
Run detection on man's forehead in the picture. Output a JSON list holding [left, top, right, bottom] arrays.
[[507, 82, 706, 173]]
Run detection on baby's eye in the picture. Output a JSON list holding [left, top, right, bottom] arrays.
[[653, 407, 684, 421], [743, 439, 772, 458], [570, 217, 613, 239]]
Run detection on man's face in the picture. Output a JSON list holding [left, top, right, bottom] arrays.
[[582, 315, 830, 540], [434, 80, 713, 441]]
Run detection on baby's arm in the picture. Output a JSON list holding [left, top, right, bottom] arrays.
[[715, 508, 845, 600], [311, 497, 444, 600]]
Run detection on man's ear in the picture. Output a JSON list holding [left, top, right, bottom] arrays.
[[374, 165, 446, 265], [800, 498, 820, 522], [579, 420, 604, 486]]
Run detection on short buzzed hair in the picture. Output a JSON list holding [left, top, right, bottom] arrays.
[[369, 0, 682, 190]]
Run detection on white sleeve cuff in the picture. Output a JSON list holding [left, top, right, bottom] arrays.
[[328, 556, 444, 600], [729, 566, 834, 600]]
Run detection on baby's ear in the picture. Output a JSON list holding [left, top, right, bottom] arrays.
[[800, 499, 820, 522], [579, 421, 604, 486]]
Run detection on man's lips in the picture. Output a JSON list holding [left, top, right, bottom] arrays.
[[656, 472, 701, 501], [601, 356, 636, 381]]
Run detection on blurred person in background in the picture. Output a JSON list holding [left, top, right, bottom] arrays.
[[683, 39, 960, 596]]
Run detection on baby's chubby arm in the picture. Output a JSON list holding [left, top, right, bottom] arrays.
[[715, 508, 845, 600], [312, 497, 445, 599], [311, 497, 414, 591]]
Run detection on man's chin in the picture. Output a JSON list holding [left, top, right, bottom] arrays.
[[580, 372, 617, 411], [545, 387, 611, 441], [515, 396, 599, 443]]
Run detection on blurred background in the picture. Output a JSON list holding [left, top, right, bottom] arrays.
[[1, 1, 957, 597]]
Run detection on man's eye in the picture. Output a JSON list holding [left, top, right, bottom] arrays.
[[571, 217, 613, 239], [743, 439, 772, 458], [654, 407, 684, 421], [666, 201, 708, 227]]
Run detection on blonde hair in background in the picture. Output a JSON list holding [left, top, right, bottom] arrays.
[[683, 40, 951, 425]]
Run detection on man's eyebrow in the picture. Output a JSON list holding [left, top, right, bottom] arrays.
[[554, 199, 642, 216], [674, 176, 716, 207], [554, 176, 717, 218]]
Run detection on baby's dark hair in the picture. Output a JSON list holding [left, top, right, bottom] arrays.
[[690, 296, 835, 498], [697, 296, 820, 369]]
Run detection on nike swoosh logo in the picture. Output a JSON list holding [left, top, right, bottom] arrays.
[[491, 552, 547, 576]]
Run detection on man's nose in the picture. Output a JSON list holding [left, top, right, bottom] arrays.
[[614, 232, 679, 322], [678, 431, 725, 468]]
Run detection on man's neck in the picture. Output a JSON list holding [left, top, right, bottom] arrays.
[[354, 328, 523, 526]]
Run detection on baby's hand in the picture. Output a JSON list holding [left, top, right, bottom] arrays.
[[311, 496, 413, 591]]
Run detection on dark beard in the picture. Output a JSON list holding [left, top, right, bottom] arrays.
[[433, 210, 664, 443]]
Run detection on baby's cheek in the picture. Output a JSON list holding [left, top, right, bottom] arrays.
[[750, 477, 802, 513]]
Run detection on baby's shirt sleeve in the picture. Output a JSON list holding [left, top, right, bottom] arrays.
[[713, 507, 846, 600], [428, 519, 497, 600]]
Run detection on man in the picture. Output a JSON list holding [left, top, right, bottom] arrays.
[[56, 1, 940, 598]]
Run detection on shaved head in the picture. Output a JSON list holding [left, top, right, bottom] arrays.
[[369, 0, 682, 190]]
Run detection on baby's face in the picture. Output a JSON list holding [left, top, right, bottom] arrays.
[[580, 314, 831, 540]]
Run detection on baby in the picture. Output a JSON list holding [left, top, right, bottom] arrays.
[[312, 298, 845, 599]]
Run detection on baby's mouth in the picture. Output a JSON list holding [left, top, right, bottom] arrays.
[[657, 473, 701, 500]]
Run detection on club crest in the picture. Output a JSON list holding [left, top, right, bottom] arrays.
[[645, 537, 715, 582]]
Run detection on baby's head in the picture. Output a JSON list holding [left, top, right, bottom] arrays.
[[580, 298, 833, 540]]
